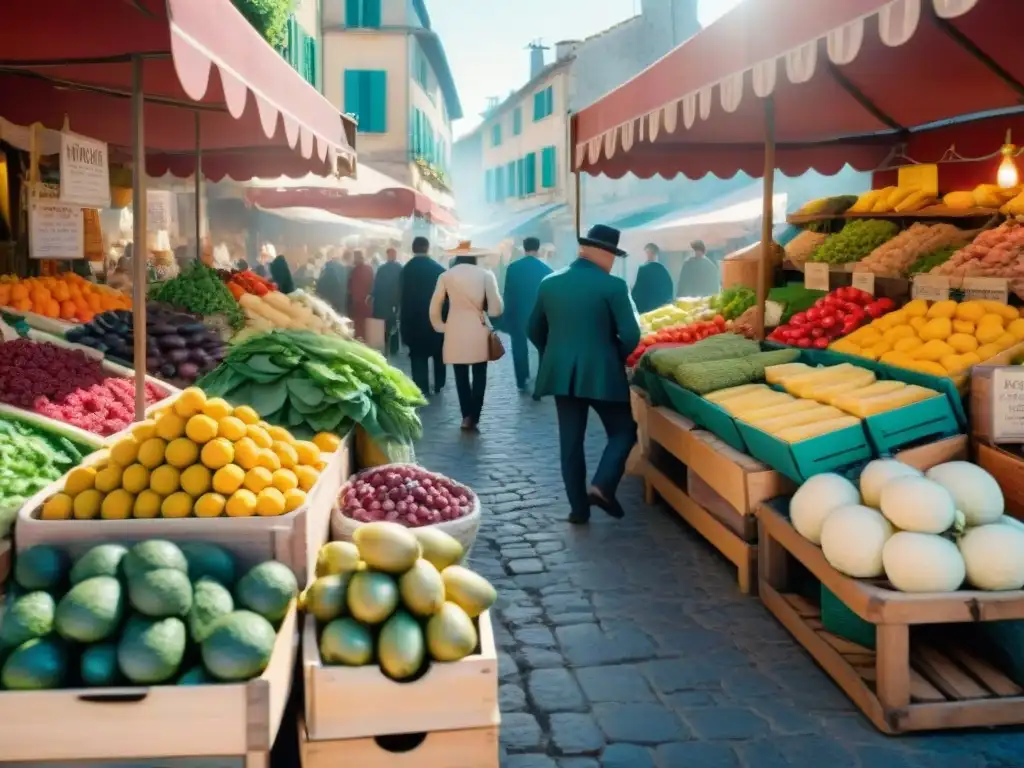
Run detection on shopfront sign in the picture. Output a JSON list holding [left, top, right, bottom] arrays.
[[59, 132, 110, 208]]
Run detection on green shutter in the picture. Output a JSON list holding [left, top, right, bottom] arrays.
[[513, 108, 522, 136], [525, 153, 537, 194], [506, 161, 516, 197], [362, 0, 382, 27], [545, 87, 554, 117], [366, 71, 387, 132], [491, 123, 501, 147], [542, 147, 556, 188], [345, 0, 361, 26], [343, 70, 362, 122], [533, 92, 542, 121], [496, 166, 505, 202]]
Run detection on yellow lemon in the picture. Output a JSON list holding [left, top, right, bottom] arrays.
[[185, 414, 219, 444], [903, 299, 929, 318], [121, 464, 151, 494], [952, 319, 976, 335], [202, 397, 234, 421], [1008, 317, 1024, 340], [294, 441, 321, 466], [226, 489, 258, 517], [150, 465, 182, 496], [233, 437, 260, 471], [131, 420, 158, 442], [195, 492, 227, 518], [109, 436, 140, 467], [213, 464, 246, 495], [134, 490, 163, 519], [267, 425, 294, 444], [255, 487, 286, 517], [41, 493, 73, 520], [313, 432, 341, 453], [173, 387, 207, 418], [201, 438, 235, 470], [137, 438, 168, 469], [217, 416, 247, 442], [73, 489, 102, 520], [155, 411, 187, 441], [94, 464, 123, 494], [283, 488, 307, 513], [161, 491, 193, 518], [271, 441, 298, 469], [65, 466, 97, 495], [233, 405, 260, 425], [246, 425, 272, 449], [101, 489, 134, 520], [295, 465, 319, 492], [181, 465, 212, 497], [165, 438, 200, 469], [243, 466, 273, 493], [256, 449, 281, 472], [271, 468, 298, 493]]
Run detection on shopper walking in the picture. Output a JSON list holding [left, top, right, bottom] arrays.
[[372, 247, 403, 356], [430, 241, 503, 431], [679, 239, 720, 297], [631, 242, 674, 313], [348, 250, 374, 340], [401, 236, 447, 395], [503, 236, 552, 394], [529, 224, 641, 524]]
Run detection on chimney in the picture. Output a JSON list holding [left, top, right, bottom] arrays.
[[481, 96, 500, 118], [527, 40, 549, 79], [555, 40, 580, 61]]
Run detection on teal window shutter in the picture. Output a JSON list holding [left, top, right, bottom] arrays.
[[525, 153, 537, 194], [362, 0, 382, 27], [546, 87, 555, 117], [506, 161, 516, 197], [345, 0, 361, 26], [496, 166, 505, 202], [541, 146, 556, 188], [491, 123, 501, 147], [513, 107, 522, 136], [516, 158, 525, 197], [366, 71, 387, 132], [343, 70, 362, 122], [485, 169, 493, 203], [532, 91, 543, 121]]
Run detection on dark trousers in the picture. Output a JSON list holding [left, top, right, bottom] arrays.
[[510, 330, 531, 389], [410, 353, 446, 394], [385, 318, 400, 356], [554, 397, 637, 517], [454, 362, 488, 422]]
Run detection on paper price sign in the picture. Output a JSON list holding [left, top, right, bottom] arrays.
[[912, 275, 949, 301], [992, 367, 1024, 442], [897, 163, 938, 197], [962, 277, 1009, 304], [29, 201, 84, 260], [851, 271, 875, 295], [804, 263, 830, 291]]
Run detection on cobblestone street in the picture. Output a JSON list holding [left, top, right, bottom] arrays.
[[407, 343, 1024, 768]]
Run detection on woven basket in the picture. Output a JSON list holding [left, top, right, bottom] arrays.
[[330, 464, 482, 554]]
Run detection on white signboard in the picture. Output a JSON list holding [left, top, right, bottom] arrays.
[[804, 263, 830, 291], [962, 277, 1009, 304], [912, 275, 950, 301], [851, 272, 876, 295], [146, 190, 179, 239], [59, 132, 110, 208], [29, 201, 84, 260], [993, 367, 1024, 443]]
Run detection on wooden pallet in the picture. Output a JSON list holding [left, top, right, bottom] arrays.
[[758, 503, 1024, 733]]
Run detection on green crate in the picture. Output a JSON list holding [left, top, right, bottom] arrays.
[[863, 395, 961, 455], [735, 419, 872, 483], [820, 585, 876, 649], [632, 369, 669, 408], [662, 379, 747, 453]]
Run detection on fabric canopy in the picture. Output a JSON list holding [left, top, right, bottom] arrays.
[[573, 0, 1022, 180], [0, 0, 357, 181], [256, 206, 402, 238], [462, 203, 566, 248]]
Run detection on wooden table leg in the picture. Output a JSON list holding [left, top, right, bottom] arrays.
[[876, 623, 911, 716], [758, 518, 789, 592]]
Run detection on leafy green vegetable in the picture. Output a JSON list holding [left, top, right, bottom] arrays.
[[710, 286, 756, 320], [906, 246, 957, 277], [197, 331, 426, 446], [150, 262, 244, 329]]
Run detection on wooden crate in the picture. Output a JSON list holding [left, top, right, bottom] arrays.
[[630, 386, 651, 457], [758, 502, 1024, 733], [298, 716, 499, 768], [14, 431, 353, 586], [302, 611, 498, 741], [976, 442, 1024, 521]]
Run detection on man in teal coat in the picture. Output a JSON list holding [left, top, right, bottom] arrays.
[[504, 236, 553, 393], [529, 225, 642, 524]]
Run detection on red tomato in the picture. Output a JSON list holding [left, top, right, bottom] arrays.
[[841, 319, 859, 335], [875, 297, 896, 312], [790, 326, 811, 340], [713, 314, 726, 327], [813, 337, 830, 349], [679, 331, 693, 343], [790, 312, 808, 326], [819, 315, 837, 329], [806, 307, 821, 322], [796, 338, 812, 348], [810, 327, 826, 339]]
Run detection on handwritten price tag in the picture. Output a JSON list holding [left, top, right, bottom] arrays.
[[993, 367, 1024, 442], [851, 272, 875, 295], [912, 275, 949, 301], [804, 263, 830, 291], [962, 277, 1009, 304]]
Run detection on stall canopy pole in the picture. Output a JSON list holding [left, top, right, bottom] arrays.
[[131, 55, 148, 420], [194, 112, 202, 262], [757, 96, 776, 340]]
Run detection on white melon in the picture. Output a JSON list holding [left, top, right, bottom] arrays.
[[925, 461, 1004, 526], [820, 505, 893, 578], [882, 532, 965, 593], [858, 459, 921, 509], [958, 523, 1024, 591], [879, 476, 955, 534], [790, 473, 860, 545]]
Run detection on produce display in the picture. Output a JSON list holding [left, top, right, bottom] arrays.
[[784, 230, 827, 269], [197, 331, 425, 445], [38, 387, 330, 521], [150, 262, 244, 331], [906, 246, 957, 276], [303, 524, 496, 677], [831, 298, 1024, 375], [638, 297, 715, 334], [709, 286, 757, 321], [769, 362, 940, 416], [929, 220, 1024, 278], [65, 306, 227, 388], [767, 287, 894, 350], [339, 465, 475, 528], [670, 349, 799, 395], [219, 270, 275, 299], [287, 290, 353, 338], [789, 460, 1023, 593], [847, 186, 938, 214], [0, 539, 298, 689], [943, 183, 1019, 211], [809, 220, 900, 264], [852, 223, 970, 277], [795, 195, 859, 217], [0, 340, 166, 436], [0, 274, 129, 323], [767, 285, 828, 324], [640, 334, 760, 378], [627, 315, 732, 368], [233, 292, 333, 341]]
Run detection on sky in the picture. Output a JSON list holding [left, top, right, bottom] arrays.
[[432, 0, 746, 138]]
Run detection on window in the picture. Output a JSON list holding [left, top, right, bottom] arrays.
[[344, 70, 387, 133], [512, 107, 522, 136], [491, 123, 502, 148], [506, 160, 517, 198], [495, 166, 506, 202], [541, 146, 557, 189], [346, 0, 381, 28], [516, 158, 525, 197], [533, 86, 554, 121], [414, 46, 429, 91], [279, 17, 317, 88], [523, 152, 537, 194]]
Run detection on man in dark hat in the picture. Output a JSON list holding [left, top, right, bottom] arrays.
[[503, 236, 553, 394], [529, 225, 641, 524], [631, 242, 674, 314], [400, 236, 447, 394]]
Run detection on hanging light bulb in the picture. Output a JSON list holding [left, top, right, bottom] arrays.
[[997, 129, 1019, 189]]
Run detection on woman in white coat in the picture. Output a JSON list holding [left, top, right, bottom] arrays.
[[430, 242, 504, 431]]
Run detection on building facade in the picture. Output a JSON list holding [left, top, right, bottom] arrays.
[[280, 0, 322, 91], [321, 0, 462, 203]]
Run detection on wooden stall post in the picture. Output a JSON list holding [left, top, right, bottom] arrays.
[[758, 97, 776, 340], [194, 111, 203, 261], [131, 55, 148, 420]]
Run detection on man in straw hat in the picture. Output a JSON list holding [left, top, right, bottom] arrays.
[[529, 225, 642, 524]]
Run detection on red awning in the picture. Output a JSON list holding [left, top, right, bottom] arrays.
[[0, 0, 357, 181], [572, 0, 1023, 180], [246, 187, 459, 229]]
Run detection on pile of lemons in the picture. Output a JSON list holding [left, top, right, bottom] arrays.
[[41, 387, 343, 520]]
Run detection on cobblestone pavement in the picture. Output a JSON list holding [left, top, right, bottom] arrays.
[[405, 344, 1024, 768]]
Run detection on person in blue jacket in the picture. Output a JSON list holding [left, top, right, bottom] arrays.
[[503, 236, 553, 394], [630, 242, 675, 313], [529, 225, 641, 524]]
